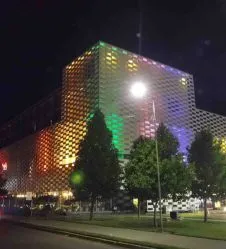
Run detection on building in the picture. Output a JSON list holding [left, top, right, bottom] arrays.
[[1, 41, 226, 201]]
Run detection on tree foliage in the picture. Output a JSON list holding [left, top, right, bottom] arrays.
[[157, 123, 194, 201], [124, 136, 156, 217], [188, 129, 226, 222], [157, 123, 179, 160], [160, 155, 194, 201], [125, 123, 194, 225], [71, 109, 121, 220], [0, 172, 7, 196]]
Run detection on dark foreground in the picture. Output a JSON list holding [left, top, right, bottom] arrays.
[[0, 221, 124, 249]]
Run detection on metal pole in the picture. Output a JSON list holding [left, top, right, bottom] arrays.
[[152, 100, 163, 232], [137, 0, 143, 55], [30, 198, 33, 217], [138, 1, 143, 55]]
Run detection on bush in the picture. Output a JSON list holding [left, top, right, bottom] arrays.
[[32, 204, 53, 217], [54, 208, 67, 216]]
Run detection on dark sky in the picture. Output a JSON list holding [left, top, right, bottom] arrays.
[[1, 0, 226, 123]]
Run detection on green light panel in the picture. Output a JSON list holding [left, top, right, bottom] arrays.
[[106, 113, 124, 155]]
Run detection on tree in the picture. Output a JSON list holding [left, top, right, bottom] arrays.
[[156, 123, 179, 160], [156, 123, 194, 225], [124, 136, 156, 218], [125, 123, 194, 226], [0, 172, 7, 196], [163, 156, 194, 202], [71, 109, 121, 220], [152, 154, 193, 227], [188, 129, 226, 222]]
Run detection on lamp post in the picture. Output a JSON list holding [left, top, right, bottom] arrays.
[[152, 100, 163, 232], [130, 81, 163, 232]]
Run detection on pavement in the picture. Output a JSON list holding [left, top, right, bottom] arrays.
[[0, 221, 124, 249], [3, 215, 226, 249]]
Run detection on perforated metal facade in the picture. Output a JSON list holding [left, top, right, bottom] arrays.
[[98, 42, 226, 156], [2, 44, 99, 195], [1, 41, 226, 196]]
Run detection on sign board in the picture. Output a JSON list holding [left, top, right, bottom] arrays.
[[60, 156, 76, 165], [2, 162, 7, 171], [26, 192, 32, 201]]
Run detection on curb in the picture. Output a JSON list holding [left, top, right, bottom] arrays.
[[4, 219, 182, 249]]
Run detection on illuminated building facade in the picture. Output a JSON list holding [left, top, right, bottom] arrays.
[[0, 41, 226, 198]]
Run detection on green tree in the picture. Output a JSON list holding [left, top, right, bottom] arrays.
[[0, 172, 7, 196], [124, 136, 156, 218], [157, 123, 179, 160], [71, 109, 121, 220], [156, 123, 194, 224], [188, 129, 226, 222], [152, 154, 193, 227], [164, 156, 194, 202], [125, 123, 194, 226]]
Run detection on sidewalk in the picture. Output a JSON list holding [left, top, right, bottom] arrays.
[[3, 216, 226, 249]]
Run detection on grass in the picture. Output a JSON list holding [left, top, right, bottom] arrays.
[[181, 211, 226, 221], [55, 214, 226, 241], [164, 220, 226, 240], [180, 212, 204, 219]]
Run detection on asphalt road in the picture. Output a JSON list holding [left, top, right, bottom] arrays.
[[0, 221, 124, 249]]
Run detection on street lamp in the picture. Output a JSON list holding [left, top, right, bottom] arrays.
[[130, 81, 147, 98], [152, 100, 163, 232], [130, 82, 163, 232]]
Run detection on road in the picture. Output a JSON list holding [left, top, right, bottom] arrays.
[[0, 221, 124, 249]]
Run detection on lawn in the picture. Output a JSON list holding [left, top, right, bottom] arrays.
[[58, 214, 226, 241], [164, 220, 226, 240], [181, 211, 226, 221], [180, 211, 204, 219]]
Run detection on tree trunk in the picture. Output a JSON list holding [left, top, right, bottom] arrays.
[[212, 197, 216, 210], [137, 198, 141, 219], [153, 202, 157, 228], [89, 196, 95, 221], [204, 198, 208, 223]]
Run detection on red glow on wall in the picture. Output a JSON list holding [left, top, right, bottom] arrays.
[[2, 162, 7, 171], [36, 128, 54, 175], [0, 151, 8, 173]]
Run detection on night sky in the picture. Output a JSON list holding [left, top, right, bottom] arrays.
[[1, 0, 226, 124]]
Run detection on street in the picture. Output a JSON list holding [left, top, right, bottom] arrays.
[[0, 221, 124, 249]]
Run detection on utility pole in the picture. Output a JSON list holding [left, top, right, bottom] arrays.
[[153, 101, 163, 232], [138, 0, 143, 55], [137, 0, 163, 232]]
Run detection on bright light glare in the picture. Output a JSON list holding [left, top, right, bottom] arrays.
[[224, 207, 226, 212], [130, 82, 146, 98]]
